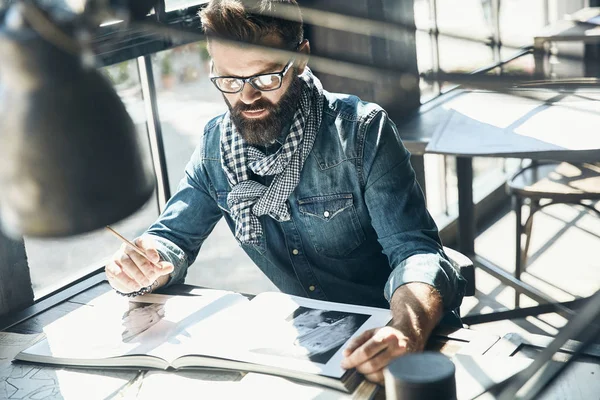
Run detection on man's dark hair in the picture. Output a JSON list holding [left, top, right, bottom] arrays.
[[199, 0, 304, 50]]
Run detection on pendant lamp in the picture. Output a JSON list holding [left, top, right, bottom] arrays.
[[0, 4, 155, 238]]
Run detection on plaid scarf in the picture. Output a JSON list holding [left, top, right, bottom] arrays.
[[220, 68, 324, 245]]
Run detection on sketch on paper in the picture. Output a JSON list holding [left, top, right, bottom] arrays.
[[251, 307, 369, 364]]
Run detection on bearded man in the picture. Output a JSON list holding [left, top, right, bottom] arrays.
[[105, 0, 466, 383]]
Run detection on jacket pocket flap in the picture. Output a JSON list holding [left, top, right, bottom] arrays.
[[298, 194, 353, 221]]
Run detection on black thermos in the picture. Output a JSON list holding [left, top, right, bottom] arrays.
[[383, 352, 457, 400]]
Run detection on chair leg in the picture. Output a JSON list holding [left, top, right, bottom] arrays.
[[521, 200, 539, 269], [579, 201, 600, 218], [514, 195, 523, 308]]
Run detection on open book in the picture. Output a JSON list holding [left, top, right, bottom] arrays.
[[14, 289, 391, 394]]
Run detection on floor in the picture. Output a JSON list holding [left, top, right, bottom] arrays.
[[461, 200, 600, 342]]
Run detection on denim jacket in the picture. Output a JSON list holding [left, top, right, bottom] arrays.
[[146, 90, 466, 321]]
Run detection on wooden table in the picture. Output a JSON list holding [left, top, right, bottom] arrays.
[[4, 277, 600, 399], [1, 277, 502, 399]]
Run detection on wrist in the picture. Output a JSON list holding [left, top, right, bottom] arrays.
[[155, 273, 170, 289], [390, 283, 444, 347], [115, 279, 159, 298]]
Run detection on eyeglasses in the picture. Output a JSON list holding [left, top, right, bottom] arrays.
[[210, 59, 295, 94]]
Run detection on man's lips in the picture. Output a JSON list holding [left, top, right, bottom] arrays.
[[242, 109, 267, 118]]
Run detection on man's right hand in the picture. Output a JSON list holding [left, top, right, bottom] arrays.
[[105, 235, 174, 294]]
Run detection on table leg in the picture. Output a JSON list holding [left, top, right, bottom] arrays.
[[455, 157, 571, 324], [456, 157, 475, 255]]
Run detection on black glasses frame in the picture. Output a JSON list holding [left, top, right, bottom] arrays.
[[209, 59, 295, 94]]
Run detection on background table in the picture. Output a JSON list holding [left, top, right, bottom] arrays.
[[396, 87, 600, 314]]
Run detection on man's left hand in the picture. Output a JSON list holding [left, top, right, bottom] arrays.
[[340, 324, 424, 384], [340, 282, 444, 384]]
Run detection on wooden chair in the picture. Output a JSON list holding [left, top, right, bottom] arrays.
[[507, 161, 600, 306]]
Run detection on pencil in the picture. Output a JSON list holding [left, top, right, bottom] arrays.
[[105, 226, 163, 269]]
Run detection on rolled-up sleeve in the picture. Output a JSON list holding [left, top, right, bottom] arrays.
[[146, 234, 189, 285], [384, 253, 464, 311], [362, 109, 466, 312], [144, 141, 223, 287]]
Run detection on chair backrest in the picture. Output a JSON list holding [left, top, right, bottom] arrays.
[[507, 162, 600, 201], [443, 246, 475, 297]]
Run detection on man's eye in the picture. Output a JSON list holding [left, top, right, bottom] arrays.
[[222, 78, 240, 88], [254, 74, 280, 89]]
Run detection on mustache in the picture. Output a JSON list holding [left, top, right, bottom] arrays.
[[234, 99, 275, 113]]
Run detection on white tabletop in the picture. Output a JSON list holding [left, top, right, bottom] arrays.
[[397, 88, 600, 162]]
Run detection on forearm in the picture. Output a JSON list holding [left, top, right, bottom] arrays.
[[389, 282, 444, 350]]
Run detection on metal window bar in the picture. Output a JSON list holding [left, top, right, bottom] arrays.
[[429, 0, 441, 96], [492, 0, 502, 67], [137, 55, 171, 213]]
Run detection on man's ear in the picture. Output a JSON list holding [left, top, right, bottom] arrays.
[[296, 39, 311, 75]]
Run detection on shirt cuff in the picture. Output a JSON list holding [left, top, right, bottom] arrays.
[[144, 234, 189, 287], [384, 253, 464, 312]]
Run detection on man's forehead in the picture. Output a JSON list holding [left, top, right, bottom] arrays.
[[209, 39, 288, 76]]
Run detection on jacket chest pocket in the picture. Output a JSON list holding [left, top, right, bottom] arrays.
[[298, 193, 365, 257]]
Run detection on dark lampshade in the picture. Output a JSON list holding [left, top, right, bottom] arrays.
[[0, 7, 155, 238]]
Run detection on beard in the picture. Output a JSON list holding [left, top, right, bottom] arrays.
[[225, 74, 302, 146]]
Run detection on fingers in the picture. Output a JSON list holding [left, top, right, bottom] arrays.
[[121, 237, 173, 283], [122, 245, 159, 285], [340, 336, 389, 370], [341, 327, 411, 383], [342, 328, 377, 357], [364, 371, 384, 384], [354, 343, 408, 375], [119, 246, 153, 287], [105, 259, 123, 276], [134, 236, 161, 264], [105, 266, 139, 293], [105, 236, 174, 295], [341, 327, 398, 369]]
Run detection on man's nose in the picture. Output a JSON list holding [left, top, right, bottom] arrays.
[[239, 83, 261, 104]]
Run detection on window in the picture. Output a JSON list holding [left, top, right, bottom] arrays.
[[436, 0, 493, 41], [413, 0, 554, 222], [437, 36, 495, 74], [416, 31, 437, 103], [25, 60, 160, 299], [500, 0, 548, 48]]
